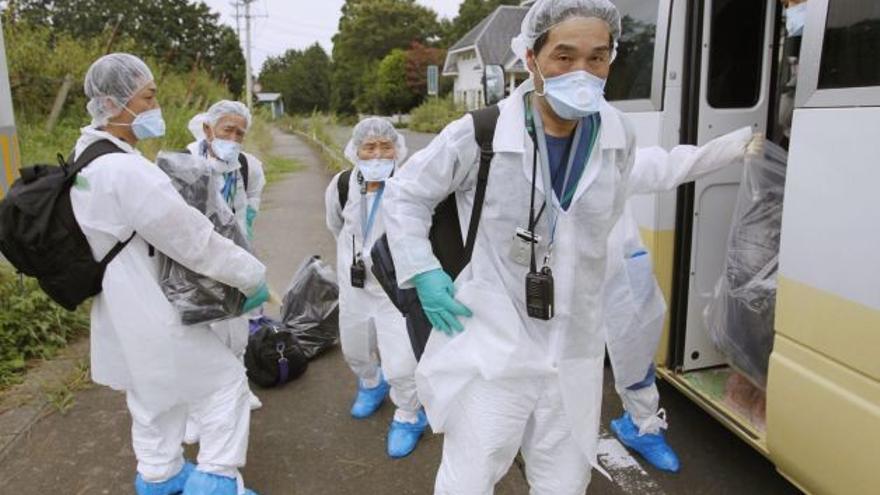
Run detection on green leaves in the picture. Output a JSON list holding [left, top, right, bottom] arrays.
[[7, 0, 246, 96], [331, 0, 441, 114], [0, 265, 90, 388], [259, 44, 332, 115]]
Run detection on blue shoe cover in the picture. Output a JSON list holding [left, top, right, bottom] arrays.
[[611, 412, 681, 473], [135, 462, 195, 495], [387, 409, 428, 458], [350, 376, 390, 419], [182, 470, 259, 495]]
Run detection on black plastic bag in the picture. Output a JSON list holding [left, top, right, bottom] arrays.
[[281, 256, 340, 359], [245, 316, 308, 388], [370, 234, 431, 361], [155, 152, 249, 325], [704, 142, 787, 389]]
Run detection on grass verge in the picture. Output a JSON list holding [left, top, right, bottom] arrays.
[[245, 114, 303, 184]]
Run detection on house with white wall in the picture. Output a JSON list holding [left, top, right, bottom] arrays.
[[443, 4, 532, 110]]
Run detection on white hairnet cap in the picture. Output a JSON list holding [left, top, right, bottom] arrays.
[[511, 0, 621, 67], [188, 100, 253, 141], [84, 53, 155, 127], [343, 117, 408, 164]]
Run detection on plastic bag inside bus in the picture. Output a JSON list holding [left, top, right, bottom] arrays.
[[155, 151, 251, 325], [281, 255, 340, 359], [704, 141, 787, 390]]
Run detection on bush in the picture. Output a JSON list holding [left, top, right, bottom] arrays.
[[6, 19, 234, 165], [409, 96, 466, 134], [0, 264, 90, 388]]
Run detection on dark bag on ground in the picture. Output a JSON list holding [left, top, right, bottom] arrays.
[[368, 105, 499, 360], [155, 151, 250, 325], [281, 255, 340, 359], [245, 316, 308, 388], [0, 140, 129, 310], [704, 142, 787, 390]]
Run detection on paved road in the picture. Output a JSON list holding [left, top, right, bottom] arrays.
[[0, 127, 801, 494]]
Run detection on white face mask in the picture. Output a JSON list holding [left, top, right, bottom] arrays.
[[357, 158, 395, 182], [535, 64, 606, 121], [210, 138, 242, 163], [785, 2, 808, 37], [117, 106, 165, 140]]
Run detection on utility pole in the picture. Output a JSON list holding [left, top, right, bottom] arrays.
[[243, 0, 254, 112]]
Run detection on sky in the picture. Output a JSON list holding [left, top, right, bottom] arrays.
[[200, 0, 465, 73]]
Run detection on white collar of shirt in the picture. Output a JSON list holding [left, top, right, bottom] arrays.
[[76, 125, 139, 157]]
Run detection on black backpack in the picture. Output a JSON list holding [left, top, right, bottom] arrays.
[[338, 105, 499, 278], [0, 140, 131, 311]]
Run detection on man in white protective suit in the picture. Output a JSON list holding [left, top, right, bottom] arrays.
[[381, 0, 758, 492], [70, 53, 268, 495], [325, 118, 429, 459], [184, 100, 267, 421]]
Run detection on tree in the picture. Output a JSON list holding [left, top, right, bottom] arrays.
[[259, 43, 332, 115], [442, 0, 520, 47], [404, 42, 446, 99], [10, 0, 246, 96], [331, 0, 441, 114], [372, 49, 417, 114]]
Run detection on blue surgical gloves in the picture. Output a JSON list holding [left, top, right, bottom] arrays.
[[246, 206, 257, 240], [242, 282, 269, 313], [411, 269, 472, 335]]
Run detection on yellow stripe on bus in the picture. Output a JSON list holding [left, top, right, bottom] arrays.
[[776, 276, 880, 382], [0, 134, 10, 200], [639, 227, 676, 363]]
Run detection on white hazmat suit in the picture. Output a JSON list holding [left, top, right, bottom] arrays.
[[325, 120, 422, 424], [384, 77, 752, 495], [71, 54, 265, 491], [604, 128, 753, 433]]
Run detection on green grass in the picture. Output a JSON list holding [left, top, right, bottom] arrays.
[[0, 264, 90, 389], [244, 113, 302, 184], [280, 112, 348, 173], [409, 96, 466, 134]]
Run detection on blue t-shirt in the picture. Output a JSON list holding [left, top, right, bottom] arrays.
[[543, 115, 599, 210]]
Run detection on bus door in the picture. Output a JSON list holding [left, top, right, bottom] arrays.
[[670, 0, 778, 371]]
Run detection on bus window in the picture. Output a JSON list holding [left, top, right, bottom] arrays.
[[606, 0, 660, 102], [818, 1, 880, 89], [707, 0, 766, 108]]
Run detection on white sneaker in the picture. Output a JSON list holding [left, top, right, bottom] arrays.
[[184, 417, 200, 444], [248, 390, 263, 411]]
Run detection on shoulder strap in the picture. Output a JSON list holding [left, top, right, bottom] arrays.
[[337, 169, 352, 210], [463, 104, 500, 260], [65, 140, 133, 265], [238, 153, 250, 190], [68, 140, 124, 177]]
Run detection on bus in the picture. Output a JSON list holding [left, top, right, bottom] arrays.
[[605, 1, 878, 493], [0, 16, 20, 198]]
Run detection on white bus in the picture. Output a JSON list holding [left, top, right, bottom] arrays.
[[603, 1, 879, 493], [0, 17, 21, 198]]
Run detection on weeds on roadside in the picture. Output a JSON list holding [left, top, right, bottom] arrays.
[[42, 358, 92, 415]]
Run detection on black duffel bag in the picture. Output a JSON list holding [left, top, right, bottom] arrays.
[[245, 316, 308, 388]]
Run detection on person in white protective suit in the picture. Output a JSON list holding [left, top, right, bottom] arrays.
[[603, 132, 761, 473], [71, 53, 268, 495], [381, 0, 758, 491], [324, 117, 429, 459], [183, 101, 267, 421]]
